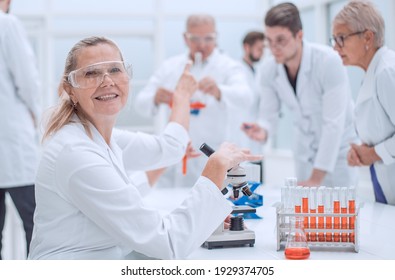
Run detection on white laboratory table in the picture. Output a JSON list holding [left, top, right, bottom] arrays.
[[143, 184, 395, 260]]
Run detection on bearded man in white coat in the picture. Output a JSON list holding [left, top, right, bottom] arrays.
[[135, 14, 252, 188], [242, 3, 358, 187]]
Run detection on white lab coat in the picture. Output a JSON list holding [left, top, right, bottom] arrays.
[[239, 60, 263, 154], [256, 41, 358, 187], [355, 46, 395, 205], [135, 48, 253, 188], [29, 118, 232, 259], [0, 11, 41, 188]]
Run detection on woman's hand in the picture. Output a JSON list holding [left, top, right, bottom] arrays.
[[201, 142, 263, 190], [169, 61, 198, 130], [174, 61, 198, 100]]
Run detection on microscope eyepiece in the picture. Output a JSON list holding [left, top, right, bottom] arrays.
[[199, 143, 215, 157]]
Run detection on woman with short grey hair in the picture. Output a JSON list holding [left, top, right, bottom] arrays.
[[332, 1, 395, 205]]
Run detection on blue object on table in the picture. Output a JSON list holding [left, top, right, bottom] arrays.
[[229, 181, 263, 219]]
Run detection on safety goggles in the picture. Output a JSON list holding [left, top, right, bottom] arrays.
[[67, 61, 132, 89], [185, 33, 217, 44]]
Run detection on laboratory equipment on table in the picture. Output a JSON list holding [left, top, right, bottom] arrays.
[[284, 216, 310, 260], [199, 143, 256, 249], [199, 143, 253, 199], [275, 178, 362, 253], [203, 206, 256, 249]]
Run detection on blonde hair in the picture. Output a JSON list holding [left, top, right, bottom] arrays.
[[42, 36, 123, 141], [333, 1, 385, 48]]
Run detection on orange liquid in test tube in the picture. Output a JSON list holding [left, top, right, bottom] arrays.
[[348, 186, 356, 243], [325, 215, 332, 242], [302, 188, 309, 233], [341, 207, 348, 242], [349, 199, 356, 243], [308, 187, 317, 242], [294, 186, 302, 214], [318, 205, 325, 242], [309, 209, 317, 242], [333, 200, 340, 242], [323, 187, 332, 242]]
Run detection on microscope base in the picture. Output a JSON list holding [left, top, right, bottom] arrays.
[[203, 229, 255, 249]]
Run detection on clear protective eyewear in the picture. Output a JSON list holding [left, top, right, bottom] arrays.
[[67, 61, 132, 89], [185, 33, 217, 44], [330, 30, 366, 48]]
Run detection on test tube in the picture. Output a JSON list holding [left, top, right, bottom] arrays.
[[333, 187, 340, 242], [340, 187, 348, 242], [348, 186, 356, 243], [309, 187, 317, 242], [285, 177, 297, 188], [294, 186, 303, 214], [281, 185, 289, 226], [323, 187, 333, 242], [302, 187, 309, 230], [317, 186, 325, 242], [285, 177, 297, 214]]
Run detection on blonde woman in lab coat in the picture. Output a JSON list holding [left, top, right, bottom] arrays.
[[28, 37, 260, 259], [332, 1, 395, 205], [242, 3, 358, 188]]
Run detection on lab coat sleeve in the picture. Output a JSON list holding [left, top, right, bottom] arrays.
[[256, 62, 281, 141], [56, 145, 231, 259], [313, 54, 349, 172], [115, 122, 189, 171], [374, 68, 395, 164], [3, 16, 41, 121], [218, 61, 253, 110]]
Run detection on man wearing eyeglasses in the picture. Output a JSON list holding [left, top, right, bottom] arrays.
[[135, 14, 252, 188], [242, 3, 358, 188]]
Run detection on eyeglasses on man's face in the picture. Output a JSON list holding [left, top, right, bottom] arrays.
[[330, 30, 366, 48], [185, 33, 217, 44], [265, 35, 293, 50], [67, 61, 132, 89]]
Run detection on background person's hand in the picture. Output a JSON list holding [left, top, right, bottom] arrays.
[[347, 144, 362, 166], [241, 122, 267, 142], [154, 87, 174, 106], [198, 76, 221, 100], [350, 143, 381, 166]]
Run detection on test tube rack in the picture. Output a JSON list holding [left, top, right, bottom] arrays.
[[274, 202, 363, 253]]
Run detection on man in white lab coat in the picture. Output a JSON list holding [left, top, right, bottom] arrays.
[[135, 14, 252, 188], [242, 3, 358, 187], [0, 0, 41, 258], [239, 31, 265, 155]]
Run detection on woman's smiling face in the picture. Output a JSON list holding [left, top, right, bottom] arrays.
[[68, 43, 130, 125]]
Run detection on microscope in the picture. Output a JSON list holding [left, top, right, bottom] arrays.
[[199, 143, 256, 249]]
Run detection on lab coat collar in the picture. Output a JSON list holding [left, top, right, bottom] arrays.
[[357, 46, 387, 105], [274, 41, 312, 115], [71, 114, 131, 183]]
